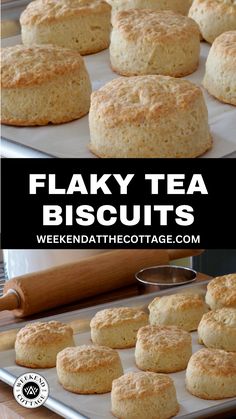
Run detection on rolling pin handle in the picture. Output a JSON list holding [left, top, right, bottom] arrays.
[[167, 249, 204, 261], [0, 289, 20, 312]]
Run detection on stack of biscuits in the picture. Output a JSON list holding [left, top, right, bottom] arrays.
[[13, 272, 236, 418], [1, 0, 235, 156]]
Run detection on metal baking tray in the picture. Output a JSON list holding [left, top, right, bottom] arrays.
[[0, 280, 236, 419]]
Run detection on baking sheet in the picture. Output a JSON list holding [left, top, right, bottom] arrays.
[[2, 36, 236, 158], [1, 332, 236, 419], [0, 282, 236, 419]]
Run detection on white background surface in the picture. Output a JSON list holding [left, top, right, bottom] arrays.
[[2, 36, 236, 158]]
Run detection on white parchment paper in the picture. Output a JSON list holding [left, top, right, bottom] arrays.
[[2, 36, 236, 158], [1, 330, 235, 418]]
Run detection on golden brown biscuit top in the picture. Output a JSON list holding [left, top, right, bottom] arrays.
[[201, 308, 236, 328], [57, 345, 120, 372], [212, 31, 236, 58], [1, 45, 84, 88], [148, 292, 207, 312], [16, 321, 73, 345], [112, 372, 174, 400], [137, 325, 191, 348], [90, 76, 202, 127], [20, 0, 111, 26], [90, 307, 148, 329], [190, 0, 236, 14], [112, 9, 199, 42], [188, 348, 236, 376], [207, 274, 236, 307]]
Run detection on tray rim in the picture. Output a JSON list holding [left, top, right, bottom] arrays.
[[0, 279, 210, 332], [1, 279, 236, 419], [0, 368, 88, 419]]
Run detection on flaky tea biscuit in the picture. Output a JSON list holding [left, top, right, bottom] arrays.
[[110, 10, 200, 77], [135, 325, 192, 373], [205, 274, 236, 310], [1, 44, 91, 126], [90, 307, 148, 348], [57, 345, 123, 393], [107, 0, 191, 16], [203, 31, 236, 106], [20, 0, 111, 55], [198, 308, 236, 351], [148, 292, 208, 331], [15, 321, 74, 368], [186, 348, 236, 399], [89, 75, 212, 158], [189, 0, 236, 43], [112, 371, 179, 419]]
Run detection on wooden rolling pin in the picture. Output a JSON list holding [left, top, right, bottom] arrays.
[[0, 249, 203, 317]]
